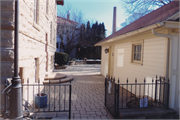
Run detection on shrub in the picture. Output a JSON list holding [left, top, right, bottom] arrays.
[[55, 52, 69, 66]]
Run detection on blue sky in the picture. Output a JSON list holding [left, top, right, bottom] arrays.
[[57, 0, 128, 37]]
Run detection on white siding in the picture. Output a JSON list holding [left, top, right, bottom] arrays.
[[101, 46, 109, 77], [113, 37, 167, 83], [113, 37, 167, 97]]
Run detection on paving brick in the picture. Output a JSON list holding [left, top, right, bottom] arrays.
[[96, 112, 103, 115], [79, 111, 87, 115], [74, 113, 81, 117], [52, 66, 113, 120], [72, 110, 80, 114]]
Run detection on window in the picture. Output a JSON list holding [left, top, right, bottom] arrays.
[[34, 0, 39, 24], [51, 56, 54, 69], [50, 22, 52, 44], [132, 41, 143, 64], [46, 0, 48, 14]]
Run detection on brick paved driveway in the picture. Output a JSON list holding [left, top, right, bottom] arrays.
[[55, 64, 113, 119]]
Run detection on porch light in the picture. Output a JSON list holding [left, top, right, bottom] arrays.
[[104, 48, 109, 53]]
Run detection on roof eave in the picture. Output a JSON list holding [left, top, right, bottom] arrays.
[[56, 0, 64, 5], [95, 23, 163, 46]]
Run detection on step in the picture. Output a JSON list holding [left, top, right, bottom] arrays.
[[119, 107, 177, 119], [43, 77, 73, 84], [44, 73, 66, 80]]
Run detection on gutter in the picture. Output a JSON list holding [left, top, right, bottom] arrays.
[[95, 23, 163, 46]]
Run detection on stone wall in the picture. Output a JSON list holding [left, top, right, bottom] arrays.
[[1, 0, 58, 111]]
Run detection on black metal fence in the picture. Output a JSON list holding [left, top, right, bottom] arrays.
[[105, 76, 170, 119], [1, 79, 72, 119], [22, 79, 72, 119], [104, 77, 119, 119]]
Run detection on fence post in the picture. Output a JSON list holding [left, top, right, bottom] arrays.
[[151, 79, 154, 107], [69, 84, 71, 119], [167, 79, 170, 109], [143, 78, 146, 108], [38, 79, 40, 112], [159, 76, 162, 107], [105, 77, 107, 106], [135, 78, 137, 108], [116, 79, 119, 119], [49, 79, 50, 111], [155, 75, 158, 102], [27, 79, 29, 110], [114, 78, 116, 118], [126, 78, 128, 109]]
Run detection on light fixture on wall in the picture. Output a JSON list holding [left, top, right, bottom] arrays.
[[104, 48, 109, 54]]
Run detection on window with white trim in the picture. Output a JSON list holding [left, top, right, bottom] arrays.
[[131, 41, 143, 64], [34, 0, 39, 24]]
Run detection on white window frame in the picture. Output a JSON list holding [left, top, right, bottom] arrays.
[[131, 40, 143, 64]]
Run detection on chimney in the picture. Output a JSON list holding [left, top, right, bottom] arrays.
[[67, 11, 70, 20], [112, 7, 116, 34]]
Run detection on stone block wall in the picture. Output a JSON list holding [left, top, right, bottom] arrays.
[[1, 0, 59, 111]]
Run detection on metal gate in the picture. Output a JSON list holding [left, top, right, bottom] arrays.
[[104, 77, 119, 119]]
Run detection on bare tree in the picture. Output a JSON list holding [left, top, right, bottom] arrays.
[[57, 21, 82, 54], [120, 0, 173, 28], [57, 4, 87, 55]]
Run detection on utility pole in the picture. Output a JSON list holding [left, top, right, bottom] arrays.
[[9, 0, 23, 119]]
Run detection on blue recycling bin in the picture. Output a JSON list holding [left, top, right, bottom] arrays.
[[34, 93, 47, 108]]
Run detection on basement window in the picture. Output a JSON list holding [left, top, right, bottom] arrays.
[[131, 40, 143, 64]]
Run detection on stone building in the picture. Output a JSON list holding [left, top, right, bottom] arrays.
[[1, 0, 64, 111]]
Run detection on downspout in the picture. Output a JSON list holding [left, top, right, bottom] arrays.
[[151, 29, 171, 81], [151, 28, 172, 109]]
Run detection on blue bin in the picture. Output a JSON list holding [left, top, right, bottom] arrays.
[[34, 93, 47, 108]]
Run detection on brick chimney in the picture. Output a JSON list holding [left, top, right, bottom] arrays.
[[67, 10, 70, 20], [112, 7, 116, 34]]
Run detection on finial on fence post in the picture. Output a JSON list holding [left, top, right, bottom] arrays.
[[152, 78, 154, 83], [135, 78, 137, 83], [160, 76, 162, 82], [127, 78, 128, 83], [118, 78, 119, 84], [163, 77, 165, 82], [27, 78, 29, 84], [156, 75, 158, 80], [144, 78, 146, 83]]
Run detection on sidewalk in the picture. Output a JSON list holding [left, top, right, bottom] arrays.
[[55, 64, 113, 119]]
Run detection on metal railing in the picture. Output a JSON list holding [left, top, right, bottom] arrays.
[[1, 79, 72, 119], [22, 79, 71, 119], [105, 76, 170, 119]]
